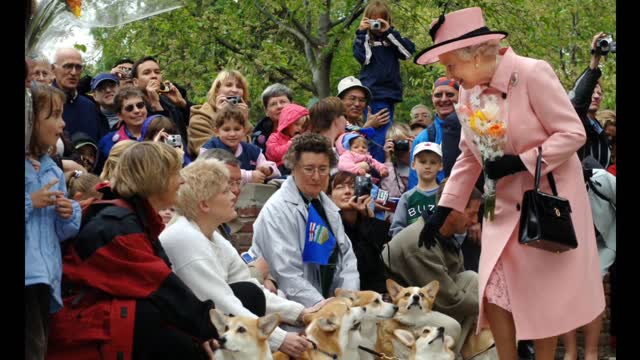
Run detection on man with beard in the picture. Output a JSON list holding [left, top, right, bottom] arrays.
[[408, 77, 460, 189], [52, 48, 108, 143]]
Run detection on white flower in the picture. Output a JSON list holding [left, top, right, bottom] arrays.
[[482, 101, 500, 121]]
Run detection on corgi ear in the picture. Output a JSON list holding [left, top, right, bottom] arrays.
[[444, 335, 455, 350], [423, 280, 440, 301], [335, 288, 358, 303], [258, 313, 281, 340], [209, 309, 227, 334], [317, 315, 339, 332], [386, 279, 403, 300], [393, 329, 416, 347]]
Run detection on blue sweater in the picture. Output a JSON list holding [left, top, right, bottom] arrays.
[[53, 81, 108, 143], [25, 155, 81, 313], [202, 137, 261, 171], [353, 28, 415, 102]]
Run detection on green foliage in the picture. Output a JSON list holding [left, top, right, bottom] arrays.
[[92, 0, 616, 124]]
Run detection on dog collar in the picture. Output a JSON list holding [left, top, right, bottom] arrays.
[[307, 339, 338, 359], [358, 345, 400, 360]]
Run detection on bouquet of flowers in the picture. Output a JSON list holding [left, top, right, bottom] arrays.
[[455, 91, 507, 221]]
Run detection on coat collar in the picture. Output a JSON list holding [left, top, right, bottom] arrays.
[[489, 47, 518, 94], [281, 176, 340, 215]]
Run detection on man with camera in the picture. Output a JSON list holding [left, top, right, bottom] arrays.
[[569, 32, 614, 169], [110, 58, 135, 87], [132, 56, 190, 148], [52, 48, 108, 143]]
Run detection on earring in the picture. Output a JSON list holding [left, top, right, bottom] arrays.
[[475, 63, 479, 69]]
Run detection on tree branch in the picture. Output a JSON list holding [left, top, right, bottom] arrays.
[[292, 16, 320, 47], [254, 1, 308, 45], [325, 0, 365, 55]]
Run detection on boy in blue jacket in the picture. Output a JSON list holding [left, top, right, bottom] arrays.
[[353, 0, 415, 162]]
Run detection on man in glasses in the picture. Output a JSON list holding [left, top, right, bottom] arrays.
[[408, 77, 460, 189], [91, 73, 121, 131], [53, 48, 108, 143]]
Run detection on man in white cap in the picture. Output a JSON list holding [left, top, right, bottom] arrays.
[[337, 75, 390, 130]]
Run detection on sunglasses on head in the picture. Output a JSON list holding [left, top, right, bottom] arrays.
[[123, 101, 145, 112], [433, 92, 456, 99]]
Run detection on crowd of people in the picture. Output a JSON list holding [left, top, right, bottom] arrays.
[[25, 2, 615, 360]]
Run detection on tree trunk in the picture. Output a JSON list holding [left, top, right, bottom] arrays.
[[313, 54, 332, 98]]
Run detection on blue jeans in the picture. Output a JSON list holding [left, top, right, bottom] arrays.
[[363, 100, 395, 162]]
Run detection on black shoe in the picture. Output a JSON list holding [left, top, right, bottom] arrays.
[[517, 340, 535, 360]]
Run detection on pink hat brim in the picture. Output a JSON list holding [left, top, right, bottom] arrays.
[[415, 33, 507, 65]]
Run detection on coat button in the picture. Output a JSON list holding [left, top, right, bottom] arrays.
[[516, 203, 521, 211]]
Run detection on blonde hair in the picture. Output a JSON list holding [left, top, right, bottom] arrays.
[[454, 39, 501, 61], [176, 159, 229, 221], [597, 109, 616, 126], [112, 142, 183, 198], [385, 123, 412, 142], [207, 70, 249, 107], [100, 140, 136, 181], [68, 172, 102, 200]]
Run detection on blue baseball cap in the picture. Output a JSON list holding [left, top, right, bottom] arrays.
[[90, 73, 119, 91]]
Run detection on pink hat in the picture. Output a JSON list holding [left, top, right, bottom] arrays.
[[414, 7, 507, 65], [277, 103, 309, 133]]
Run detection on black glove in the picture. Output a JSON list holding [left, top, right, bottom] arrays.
[[484, 155, 526, 180], [418, 206, 452, 248]]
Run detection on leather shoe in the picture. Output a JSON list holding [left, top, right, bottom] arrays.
[[517, 340, 535, 360]]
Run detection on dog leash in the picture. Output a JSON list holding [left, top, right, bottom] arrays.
[[357, 345, 400, 360], [307, 339, 338, 359]]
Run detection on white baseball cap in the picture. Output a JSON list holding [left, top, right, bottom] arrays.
[[336, 76, 372, 103], [413, 142, 443, 158]]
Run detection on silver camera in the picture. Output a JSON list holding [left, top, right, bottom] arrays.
[[595, 35, 616, 56], [369, 20, 382, 30], [226, 96, 241, 105], [164, 134, 182, 148]]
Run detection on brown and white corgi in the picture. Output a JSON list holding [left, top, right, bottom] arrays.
[[209, 309, 280, 360], [376, 279, 440, 356], [335, 288, 398, 360], [393, 326, 455, 360]]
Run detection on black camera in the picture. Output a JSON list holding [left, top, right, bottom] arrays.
[[594, 35, 616, 56], [226, 96, 241, 105], [394, 139, 410, 152], [354, 175, 373, 198]]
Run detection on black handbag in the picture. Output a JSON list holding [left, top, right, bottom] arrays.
[[518, 147, 578, 253]]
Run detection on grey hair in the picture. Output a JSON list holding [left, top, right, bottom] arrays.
[[283, 132, 338, 170], [410, 104, 431, 117], [197, 148, 241, 168], [453, 39, 501, 61], [261, 83, 293, 109]]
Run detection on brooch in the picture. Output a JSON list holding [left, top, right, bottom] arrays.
[[509, 72, 519, 88]]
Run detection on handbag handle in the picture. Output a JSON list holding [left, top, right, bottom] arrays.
[[533, 147, 559, 196]]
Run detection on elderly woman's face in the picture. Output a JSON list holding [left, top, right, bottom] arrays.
[[438, 51, 491, 90], [431, 84, 458, 118], [330, 178, 355, 211], [292, 152, 331, 199]]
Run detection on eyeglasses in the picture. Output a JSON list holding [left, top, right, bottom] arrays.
[[229, 179, 242, 188], [58, 63, 84, 72], [123, 101, 145, 112], [32, 70, 50, 78], [300, 166, 330, 176], [433, 92, 456, 99], [345, 96, 367, 104]]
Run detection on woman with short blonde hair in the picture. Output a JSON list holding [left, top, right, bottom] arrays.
[[48, 141, 220, 359], [99, 139, 135, 180], [188, 70, 252, 157]]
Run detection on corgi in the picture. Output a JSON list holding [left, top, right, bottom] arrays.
[[209, 309, 280, 360], [275, 297, 366, 360], [393, 326, 455, 360], [376, 279, 440, 356], [335, 288, 398, 360]]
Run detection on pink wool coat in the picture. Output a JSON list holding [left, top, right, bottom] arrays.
[[338, 150, 388, 175], [439, 47, 604, 340]]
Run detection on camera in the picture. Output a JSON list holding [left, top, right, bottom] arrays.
[[164, 134, 182, 148], [158, 81, 172, 93], [394, 139, 410, 152], [594, 35, 616, 56], [369, 20, 382, 30], [226, 96, 241, 105], [354, 175, 373, 198]]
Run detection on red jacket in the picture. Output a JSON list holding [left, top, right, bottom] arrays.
[[47, 193, 218, 359]]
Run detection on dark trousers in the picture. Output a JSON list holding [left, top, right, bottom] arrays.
[[25, 284, 50, 360], [131, 281, 266, 359]]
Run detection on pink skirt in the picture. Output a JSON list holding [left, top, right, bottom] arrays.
[[484, 258, 512, 312]]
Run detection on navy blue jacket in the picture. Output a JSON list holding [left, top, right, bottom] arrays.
[[202, 137, 261, 171], [353, 28, 415, 102], [53, 81, 109, 143]]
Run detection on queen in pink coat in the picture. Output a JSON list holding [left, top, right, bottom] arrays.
[[414, 7, 604, 360]]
